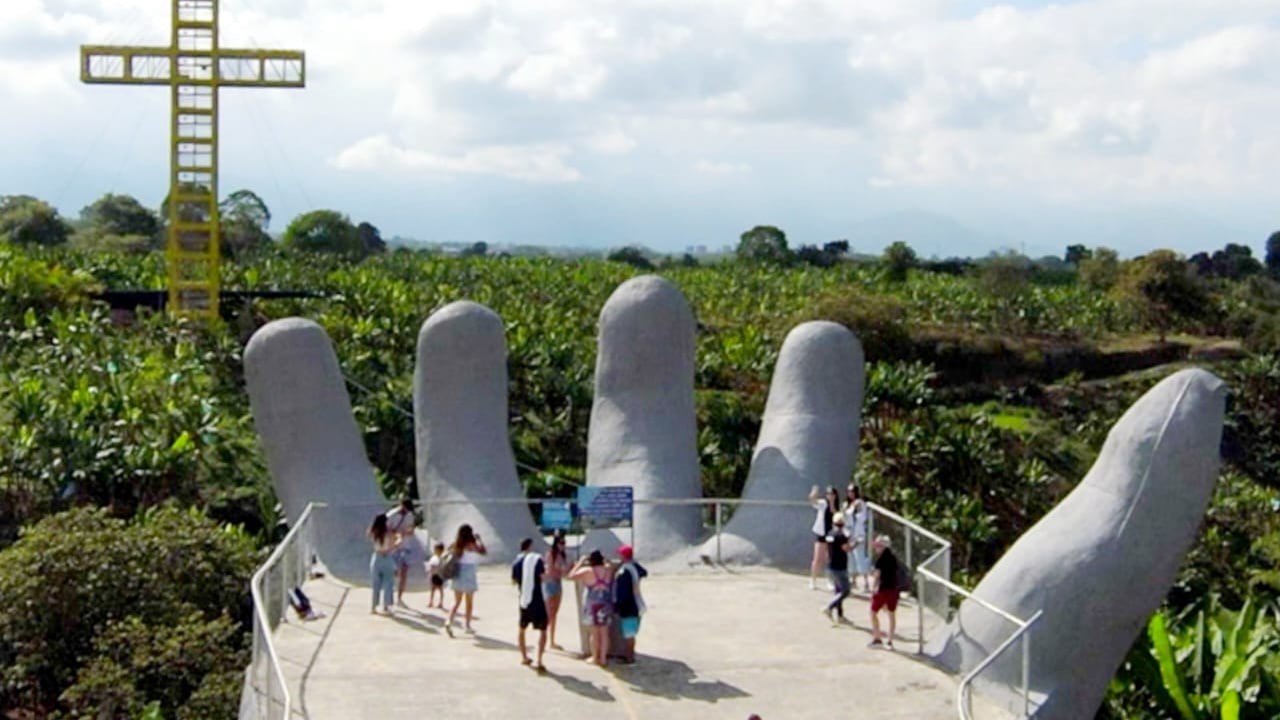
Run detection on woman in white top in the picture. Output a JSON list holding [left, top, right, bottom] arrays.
[[444, 523, 487, 637], [845, 483, 872, 592], [808, 485, 840, 589]]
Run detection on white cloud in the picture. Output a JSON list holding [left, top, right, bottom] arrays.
[[585, 128, 637, 156], [1, 0, 1278, 250], [331, 134, 582, 183], [693, 160, 752, 176]]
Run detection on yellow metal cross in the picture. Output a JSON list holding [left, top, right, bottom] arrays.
[[80, 0, 305, 318]]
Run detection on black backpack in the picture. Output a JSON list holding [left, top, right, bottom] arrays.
[[438, 551, 459, 580], [895, 562, 913, 593]]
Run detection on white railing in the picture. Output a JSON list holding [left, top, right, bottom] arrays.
[[248, 502, 320, 720], [253, 495, 1032, 719], [916, 565, 1042, 719]]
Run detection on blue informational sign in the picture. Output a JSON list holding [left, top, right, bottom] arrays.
[[577, 486, 634, 529], [539, 500, 574, 531]]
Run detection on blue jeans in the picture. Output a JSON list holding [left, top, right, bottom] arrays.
[[371, 553, 396, 609], [826, 570, 851, 617]]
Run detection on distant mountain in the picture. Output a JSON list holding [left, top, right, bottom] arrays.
[[845, 211, 1008, 259]]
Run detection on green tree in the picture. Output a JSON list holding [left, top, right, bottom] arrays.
[[219, 189, 272, 257], [1065, 244, 1092, 266], [976, 251, 1032, 298], [736, 225, 791, 265], [460, 241, 488, 257], [1266, 231, 1280, 280], [80, 193, 160, 239], [0, 506, 256, 715], [607, 246, 654, 270], [1210, 243, 1263, 280], [1079, 247, 1121, 291], [281, 209, 361, 255], [0, 195, 71, 246], [1116, 249, 1209, 341], [356, 221, 386, 255], [882, 241, 917, 282], [823, 239, 850, 257]]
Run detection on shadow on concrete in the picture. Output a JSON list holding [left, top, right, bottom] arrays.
[[471, 634, 519, 652], [613, 654, 751, 703], [386, 610, 443, 635], [542, 668, 616, 703]]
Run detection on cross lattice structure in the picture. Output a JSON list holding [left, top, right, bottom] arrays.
[[80, 0, 305, 318]]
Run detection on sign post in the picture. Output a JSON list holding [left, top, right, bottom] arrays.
[[570, 486, 634, 660]]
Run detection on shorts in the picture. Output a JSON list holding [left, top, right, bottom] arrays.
[[430, 574, 444, 588], [520, 603, 548, 630], [451, 564, 478, 593], [393, 548, 412, 569], [871, 589, 900, 613], [543, 578, 563, 598], [584, 601, 613, 627], [619, 616, 641, 639], [814, 533, 827, 543]]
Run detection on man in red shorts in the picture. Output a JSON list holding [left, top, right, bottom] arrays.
[[869, 534, 899, 649]]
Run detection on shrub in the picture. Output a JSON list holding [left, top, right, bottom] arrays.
[[0, 506, 258, 714], [810, 289, 913, 361]]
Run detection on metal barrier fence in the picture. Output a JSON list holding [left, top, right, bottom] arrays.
[[247, 502, 320, 720], [246, 496, 1033, 719]]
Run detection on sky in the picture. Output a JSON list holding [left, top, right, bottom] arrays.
[[0, 0, 1277, 258]]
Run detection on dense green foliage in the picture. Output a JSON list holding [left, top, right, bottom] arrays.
[[0, 506, 258, 716], [3, 209, 1280, 717]]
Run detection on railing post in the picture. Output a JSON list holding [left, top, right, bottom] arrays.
[[281, 541, 291, 626], [917, 571, 925, 655], [714, 501, 722, 565], [1022, 630, 1031, 717], [905, 526, 913, 582]]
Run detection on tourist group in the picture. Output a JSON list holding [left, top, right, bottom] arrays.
[[367, 500, 646, 672]]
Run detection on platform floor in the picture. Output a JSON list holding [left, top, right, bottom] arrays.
[[268, 566, 1007, 720]]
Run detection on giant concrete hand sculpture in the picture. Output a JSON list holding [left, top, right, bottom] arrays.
[[705, 321, 863, 566], [929, 368, 1226, 719], [585, 276, 703, 558], [415, 301, 542, 559], [244, 318, 389, 581]]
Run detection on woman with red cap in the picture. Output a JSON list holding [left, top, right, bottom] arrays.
[[613, 544, 648, 664]]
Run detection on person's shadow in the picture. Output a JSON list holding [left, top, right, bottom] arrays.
[[610, 655, 750, 703], [541, 667, 616, 703]]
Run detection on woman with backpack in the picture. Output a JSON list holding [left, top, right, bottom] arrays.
[[444, 524, 487, 637]]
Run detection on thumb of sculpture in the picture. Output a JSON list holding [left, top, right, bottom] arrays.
[[929, 368, 1227, 719]]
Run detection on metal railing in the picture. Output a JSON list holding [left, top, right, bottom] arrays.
[[248, 495, 1032, 719], [915, 565, 1042, 719], [248, 502, 320, 720]]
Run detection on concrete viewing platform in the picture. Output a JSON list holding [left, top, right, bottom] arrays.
[[269, 565, 1008, 720]]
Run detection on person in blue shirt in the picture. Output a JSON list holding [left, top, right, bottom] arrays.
[[612, 544, 648, 664], [511, 537, 548, 671]]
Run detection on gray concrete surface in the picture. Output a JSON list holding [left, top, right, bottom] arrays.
[[270, 567, 1008, 720], [244, 319, 387, 582], [929, 368, 1227, 719], [706, 322, 864, 567], [415, 301, 542, 560], [587, 276, 702, 558]]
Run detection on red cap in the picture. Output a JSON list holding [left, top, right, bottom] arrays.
[[618, 544, 634, 560]]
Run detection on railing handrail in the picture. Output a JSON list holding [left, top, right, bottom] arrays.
[[916, 567, 1028, 629], [957, 610, 1043, 720], [867, 500, 952, 548], [249, 501, 323, 719], [254, 496, 1032, 719]]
